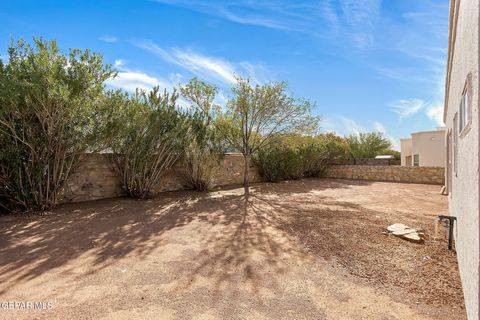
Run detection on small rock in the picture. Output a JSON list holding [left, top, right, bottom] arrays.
[[387, 223, 424, 243]]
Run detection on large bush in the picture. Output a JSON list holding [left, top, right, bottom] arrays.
[[0, 38, 114, 212], [345, 132, 392, 159], [109, 87, 188, 199], [303, 134, 347, 176], [180, 78, 224, 191], [254, 133, 346, 182], [255, 144, 304, 182]]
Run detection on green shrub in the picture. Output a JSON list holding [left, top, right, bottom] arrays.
[[254, 144, 304, 182], [254, 133, 346, 182], [180, 78, 224, 191], [345, 132, 392, 159], [109, 87, 189, 199], [181, 139, 222, 191], [303, 134, 348, 177], [0, 38, 114, 212]]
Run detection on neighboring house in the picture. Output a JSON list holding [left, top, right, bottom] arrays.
[[444, 0, 479, 319], [400, 128, 446, 167]]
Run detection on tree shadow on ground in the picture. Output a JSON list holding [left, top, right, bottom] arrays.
[[0, 177, 462, 315], [0, 190, 240, 293], [0, 178, 355, 295]]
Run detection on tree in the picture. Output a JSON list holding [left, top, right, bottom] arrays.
[[0, 38, 114, 212], [345, 132, 392, 160], [180, 78, 225, 191], [108, 87, 189, 199], [218, 77, 319, 194]]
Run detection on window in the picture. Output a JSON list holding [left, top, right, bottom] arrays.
[[459, 75, 471, 135], [459, 90, 468, 133], [453, 114, 458, 175], [447, 130, 452, 194], [413, 154, 419, 167]]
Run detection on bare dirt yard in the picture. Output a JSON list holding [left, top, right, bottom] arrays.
[[0, 179, 465, 320]]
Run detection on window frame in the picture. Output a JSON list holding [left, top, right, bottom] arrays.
[[453, 113, 458, 176], [459, 74, 472, 137], [446, 130, 452, 194], [413, 154, 420, 167]]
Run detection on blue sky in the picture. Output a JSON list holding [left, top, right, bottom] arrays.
[[0, 0, 449, 149]]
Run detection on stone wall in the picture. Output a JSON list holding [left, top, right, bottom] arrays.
[[62, 155, 445, 203], [326, 165, 445, 185], [61, 153, 263, 203]]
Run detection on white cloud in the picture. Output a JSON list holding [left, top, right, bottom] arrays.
[[106, 71, 171, 92], [390, 99, 425, 119], [373, 121, 399, 150], [425, 104, 445, 126], [215, 91, 228, 106], [373, 121, 386, 133], [217, 7, 292, 30], [107, 58, 183, 93], [321, 116, 366, 136], [98, 35, 118, 43], [134, 41, 176, 64], [152, 0, 381, 49], [339, 0, 382, 49], [134, 40, 270, 85], [114, 59, 126, 68], [339, 116, 366, 135], [171, 48, 237, 84]]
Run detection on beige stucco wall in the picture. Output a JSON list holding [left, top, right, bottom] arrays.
[[61, 153, 263, 203], [444, 0, 480, 318], [400, 138, 412, 166], [411, 130, 446, 168]]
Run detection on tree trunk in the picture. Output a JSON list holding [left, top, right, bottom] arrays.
[[243, 153, 250, 196]]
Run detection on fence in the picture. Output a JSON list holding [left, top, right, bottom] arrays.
[[61, 154, 444, 203], [325, 165, 445, 185]]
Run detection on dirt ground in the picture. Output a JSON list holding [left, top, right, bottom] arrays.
[[0, 179, 465, 320]]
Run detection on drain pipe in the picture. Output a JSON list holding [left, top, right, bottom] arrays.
[[437, 215, 457, 250]]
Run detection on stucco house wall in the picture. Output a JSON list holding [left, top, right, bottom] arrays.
[[400, 138, 412, 166], [411, 130, 446, 167], [444, 0, 480, 319], [400, 130, 445, 167]]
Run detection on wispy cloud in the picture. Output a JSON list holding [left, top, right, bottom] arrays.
[[134, 40, 270, 85], [425, 104, 444, 126], [114, 59, 126, 68], [172, 48, 237, 84], [373, 121, 399, 150], [339, 0, 382, 49], [373, 121, 386, 133], [374, 67, 431, 83], [153, 0, 382, 49], [216, 7, 292, 30], [106, 59, 174, 92], [390, 99, 425, 119], [107, 71, 167, 92], [390, 97, 444, 127], [321, 116, 366, 136], [98, 35, 118, 43]]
